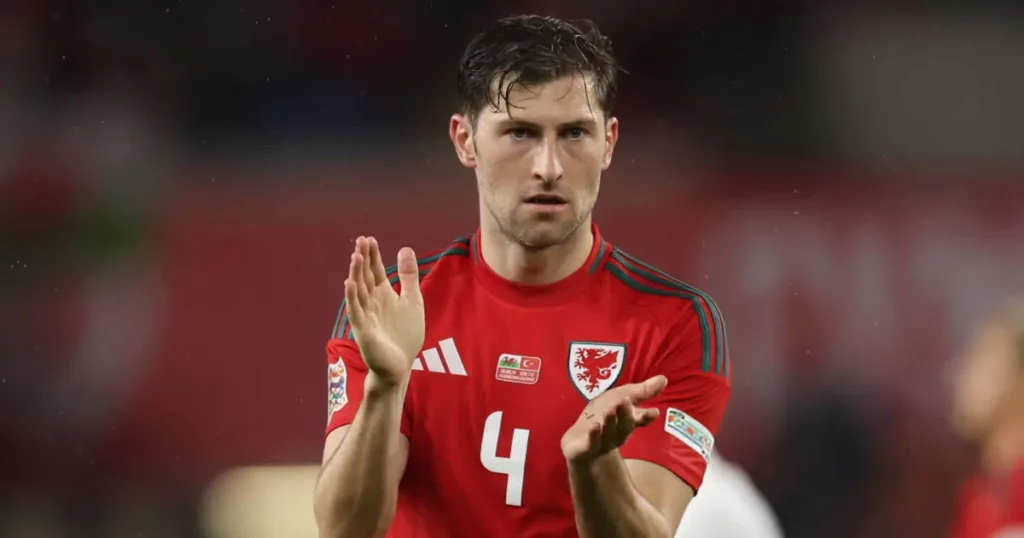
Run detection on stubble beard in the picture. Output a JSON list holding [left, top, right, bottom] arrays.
[[486, 197, 594, 253]]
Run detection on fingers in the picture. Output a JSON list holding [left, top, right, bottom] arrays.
[[612, 401, 632, 439], [396, 247, 423, 304], [586, 419, 602, 450], [368, 237, 388, 286], [345, 256, 365, 325], [615, 401, 632, 430], [353, 251, 371, 310], [633, 406, 660, 427], [349, 236, 418, 307], [623, 375, 668, 404], [347, 238, 373, 306], [593, 401, 631, 449], [360, 238, 375, 288]]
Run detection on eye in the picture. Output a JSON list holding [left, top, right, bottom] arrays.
[[564, 127, 587, 140], [508, 127, 531, 140]]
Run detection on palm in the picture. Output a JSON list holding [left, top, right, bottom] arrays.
[[561, 376, 668, 464], [345, 237, 425, 383]]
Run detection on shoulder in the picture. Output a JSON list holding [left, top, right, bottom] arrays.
[[601, 246, 723, 317], [330, 235, 473, 342], [384, 235, 474, 291], [601, 245, 729, 376]]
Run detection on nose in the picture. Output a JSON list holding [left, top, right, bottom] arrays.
[[531, 138, 563, 182]]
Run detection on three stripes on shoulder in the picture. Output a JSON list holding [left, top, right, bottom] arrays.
[[412, 337, 467, 376]]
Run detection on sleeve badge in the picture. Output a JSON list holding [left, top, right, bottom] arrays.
[[327, 358, 348, 422], [665, 407, 715, 462]]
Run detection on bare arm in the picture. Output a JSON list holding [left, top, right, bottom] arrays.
[[562, 376, 707, 538], [313, 374, 410, 538], [314, 237, 425, 538], [572, 298, 730, 538], [569, 451, 693, 538]]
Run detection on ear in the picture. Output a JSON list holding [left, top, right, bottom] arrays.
[[450, 114, 477, 169], [602, 116, 619, 171]]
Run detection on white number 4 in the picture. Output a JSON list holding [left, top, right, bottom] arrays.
[[480, 411, 530, 506]]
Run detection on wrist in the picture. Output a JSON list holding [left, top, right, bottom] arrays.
[[566, 448, 619, 471], [364, 371, 410, 399]]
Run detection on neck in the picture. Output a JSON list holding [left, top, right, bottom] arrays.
[[982, 411, 1024, 474], [479, 220, 594, 286]]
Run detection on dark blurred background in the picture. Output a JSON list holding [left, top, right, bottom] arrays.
[[2, 1, 1023, 537]]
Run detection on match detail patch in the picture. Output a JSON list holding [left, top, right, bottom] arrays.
[[327, 358, 348, 422], [495, 354, 541, 385], [665, 408, 714, 462]]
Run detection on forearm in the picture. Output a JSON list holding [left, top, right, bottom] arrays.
[[314, 375, 409, 538], [569, 450, 673, 538]]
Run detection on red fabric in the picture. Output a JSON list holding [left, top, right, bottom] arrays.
[[321, 225, 731, 537], [951, 460, 1024, 538]]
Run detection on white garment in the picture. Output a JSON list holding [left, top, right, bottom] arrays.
[[675, 454, 784, 538]]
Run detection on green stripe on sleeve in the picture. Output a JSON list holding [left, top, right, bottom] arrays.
[[332, 298, 347, 339], [605, 262, 713, 373], [612, 249, 729, 376], [384, 244, 470, 284]]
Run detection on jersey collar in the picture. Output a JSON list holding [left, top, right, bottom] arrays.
[[470, 223, 611, 308]]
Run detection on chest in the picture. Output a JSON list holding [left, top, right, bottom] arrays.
[[410, 284, 660, 412], [401, 287, 661, 492]]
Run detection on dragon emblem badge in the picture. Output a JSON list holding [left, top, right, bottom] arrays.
[[568, 342, 626, 400]]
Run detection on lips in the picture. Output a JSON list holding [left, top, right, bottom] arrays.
[[524, 194, 567, 205]]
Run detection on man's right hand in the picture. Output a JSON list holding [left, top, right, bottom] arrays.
[[345, 236, 425, 387]]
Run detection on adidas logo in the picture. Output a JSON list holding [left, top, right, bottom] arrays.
[[412, 337, 467, 376]]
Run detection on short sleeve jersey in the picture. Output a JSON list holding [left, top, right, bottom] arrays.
[[951, 460, 1024, 538], [324, 225, 731, 538]]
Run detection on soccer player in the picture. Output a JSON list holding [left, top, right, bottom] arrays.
[[949, 297, 1024, 537], [313, 15, 730, 538]]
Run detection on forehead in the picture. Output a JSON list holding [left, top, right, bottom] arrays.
[[479, 73, 604, 126]]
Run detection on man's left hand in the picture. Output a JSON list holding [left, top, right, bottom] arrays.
[[561, 375, 668, 465]]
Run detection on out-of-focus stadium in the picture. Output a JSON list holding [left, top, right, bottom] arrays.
[[2, 1, 1023, 537]]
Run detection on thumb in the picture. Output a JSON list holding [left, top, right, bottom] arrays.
[[396, 247, 422, 303], [629, 375, 667, 403]]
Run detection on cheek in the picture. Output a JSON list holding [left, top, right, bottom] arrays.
[[488, 152, 533, 183], [478, 162, 521, 203], [572, 145, 608, 176]]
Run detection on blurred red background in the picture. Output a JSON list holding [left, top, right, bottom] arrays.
[[3, 1, 1024, 536]]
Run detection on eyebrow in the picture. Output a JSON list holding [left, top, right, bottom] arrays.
[[495, 118, 600, 131]]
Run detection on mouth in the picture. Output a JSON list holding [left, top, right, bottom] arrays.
[[522, 194, 569, 215], [523, 194, 568, 205]]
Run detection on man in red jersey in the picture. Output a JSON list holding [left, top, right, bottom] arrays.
[[950, 297, 1024, 538], [313, 15, 730, 538]]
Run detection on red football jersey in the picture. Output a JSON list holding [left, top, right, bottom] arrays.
[[951, 460, 1024, 538], [324, 225, 731, 538]]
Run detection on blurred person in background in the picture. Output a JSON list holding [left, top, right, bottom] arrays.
[[674, 452, 783, 538], [950, 297, 1024, 537], [313, 14, 730, 538]]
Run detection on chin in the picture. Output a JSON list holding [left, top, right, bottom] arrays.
[[511, 230, 560, 251], [512, 222, 582, 251]]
